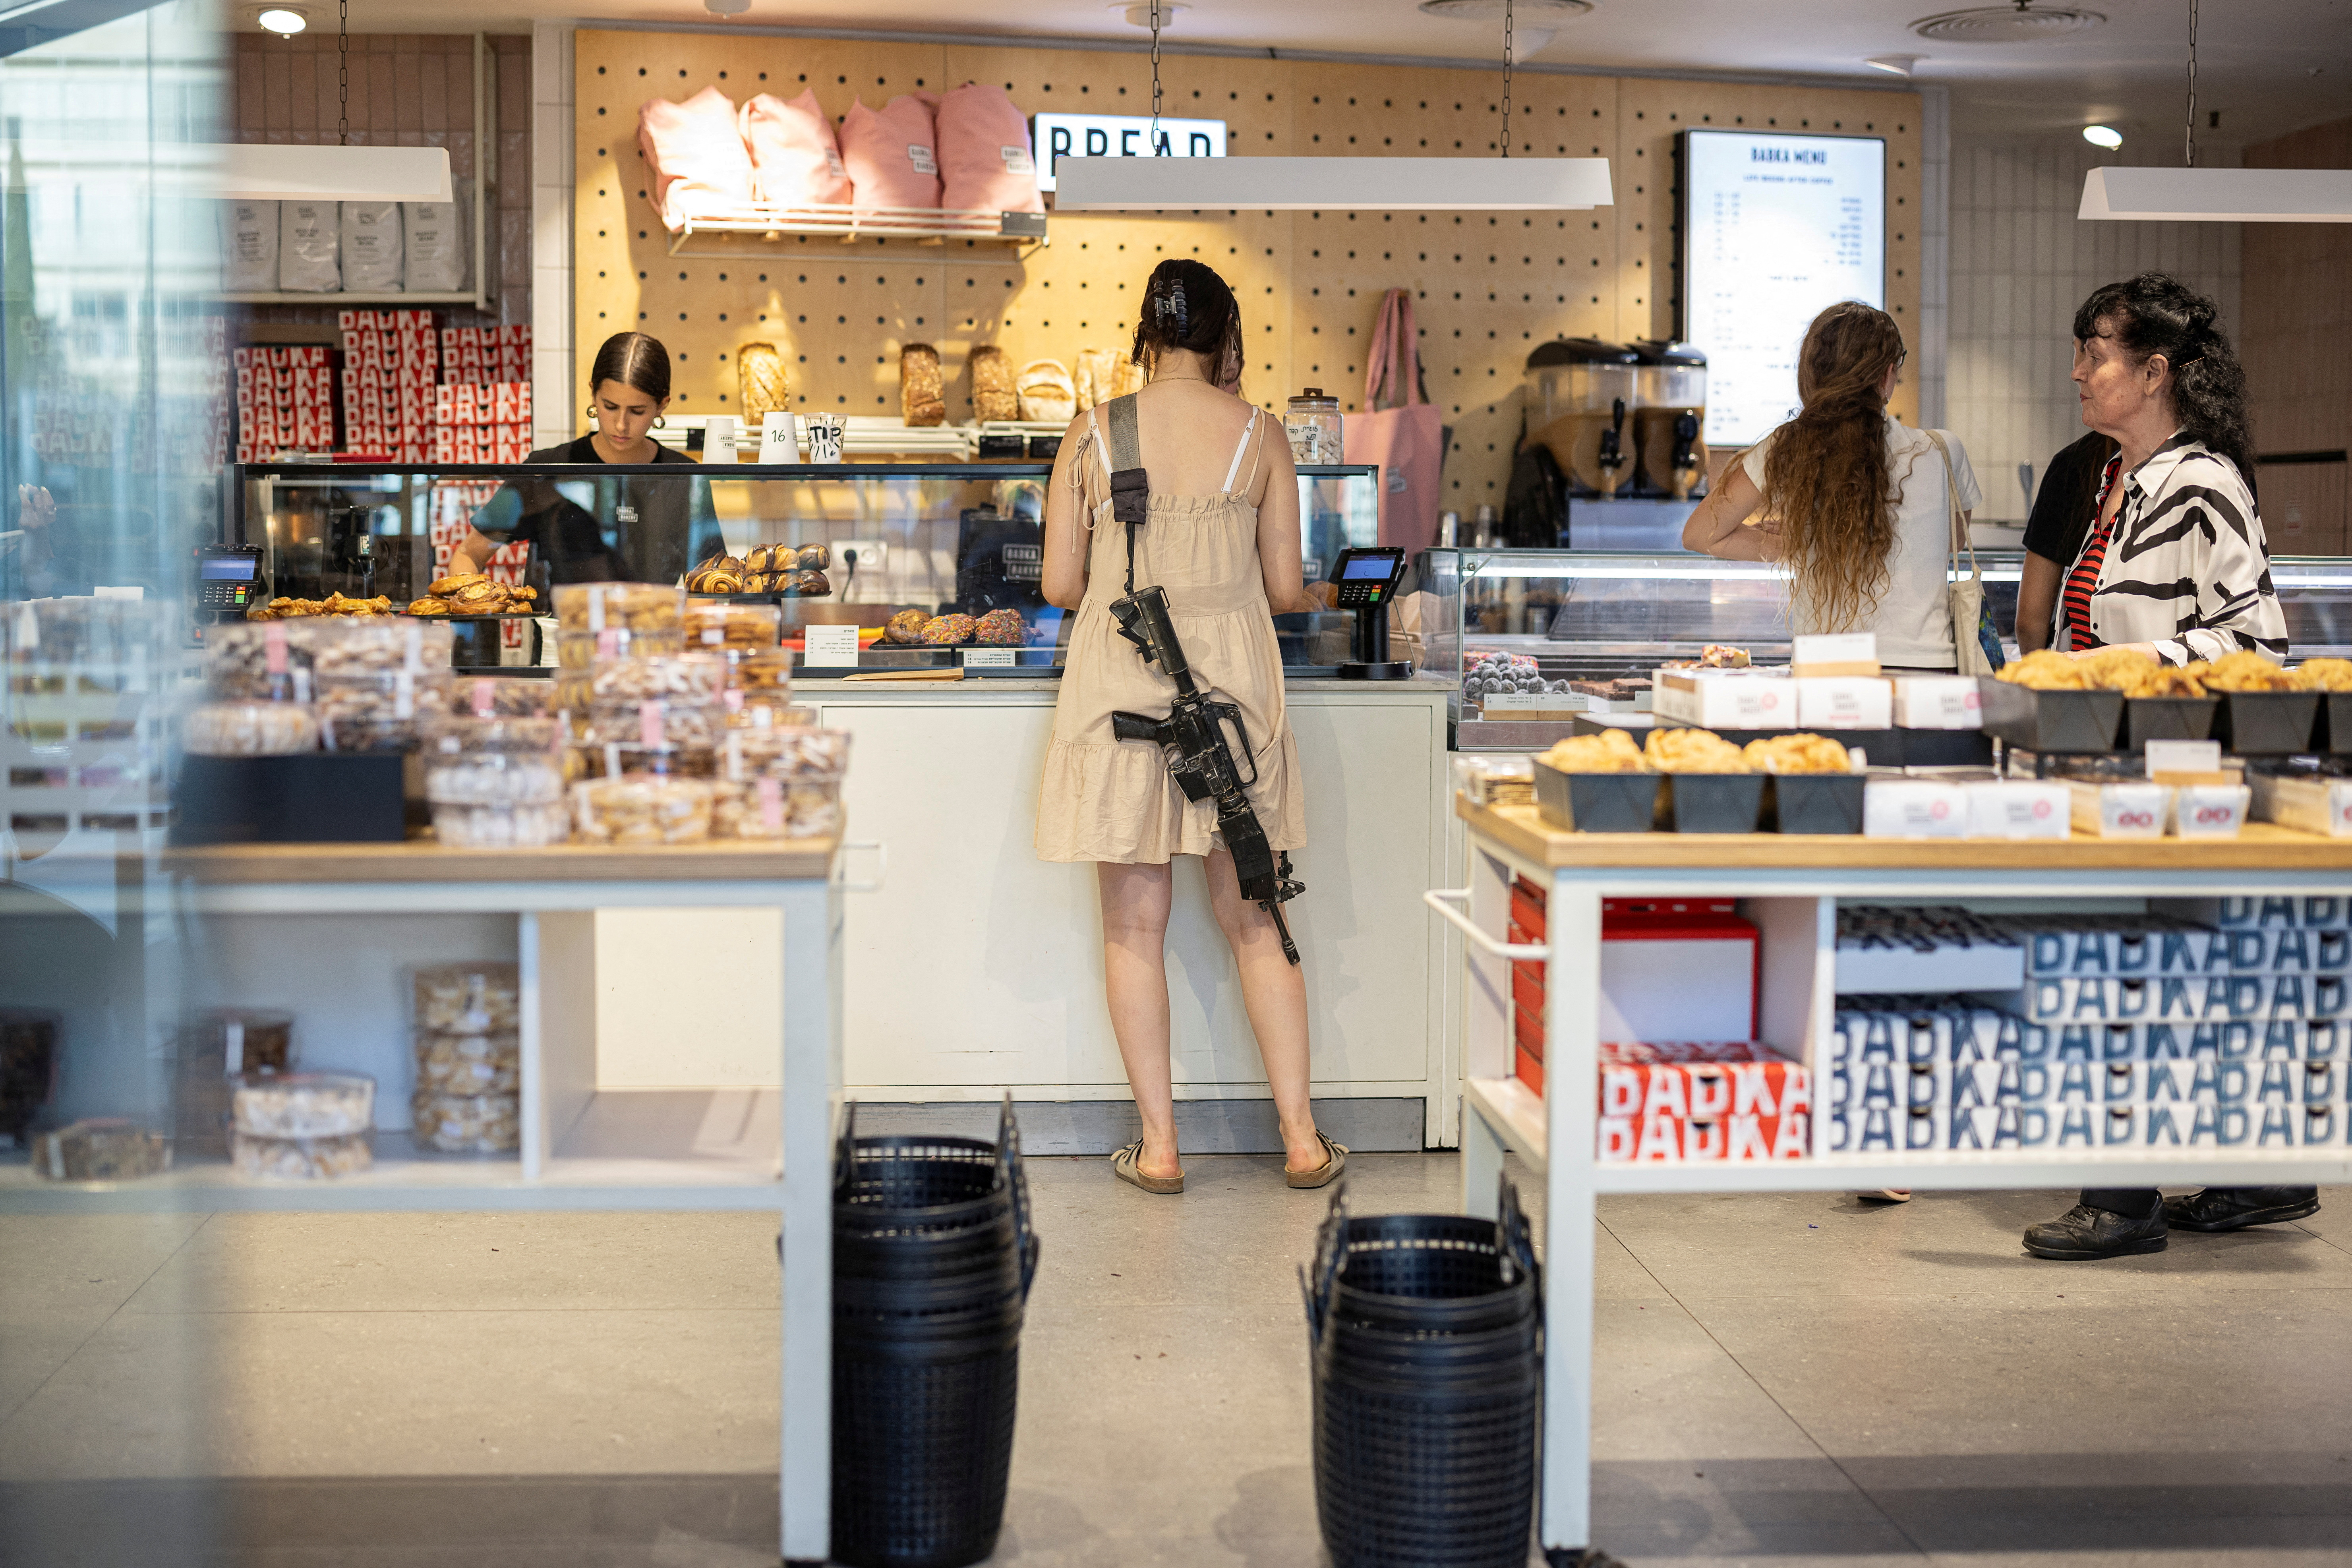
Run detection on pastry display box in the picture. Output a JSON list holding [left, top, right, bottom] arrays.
[[234, 462, 1383, 676]]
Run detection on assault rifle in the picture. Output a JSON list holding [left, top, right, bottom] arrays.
[[1108, 584, 1306, 965]]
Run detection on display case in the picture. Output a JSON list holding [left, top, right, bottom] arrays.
[[1425, 547, 2352, 750], [234, 462, 1381, 674]]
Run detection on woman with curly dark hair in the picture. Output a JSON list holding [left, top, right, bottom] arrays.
[[1681, 300, 1981, 673]]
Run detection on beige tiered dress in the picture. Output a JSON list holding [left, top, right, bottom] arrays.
[[1034, 402, 1305, 864]]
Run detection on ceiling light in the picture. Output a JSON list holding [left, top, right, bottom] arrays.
[[706, 0, 750, 14], [210, 143, 454, 203], [1418, 0, 1592, 16], [255, 6, 306, 33], [1864, 54, 1921, 75], [2081, 167, 2352, 223], [2082, 124, 2122, 148], [1116, 2, 1184, 25], [1911, 3, 2104, 42]]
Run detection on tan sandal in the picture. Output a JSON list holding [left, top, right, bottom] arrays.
[[1112, 1139, 1183, 1195], [1286, 1130, 1348, 1189]]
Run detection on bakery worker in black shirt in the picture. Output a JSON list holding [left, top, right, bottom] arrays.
[[2013, 429, 2118, 652], [446, 331, 704, 589]]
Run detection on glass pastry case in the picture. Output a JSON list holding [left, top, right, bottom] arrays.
[[232, 462, 1381, 673], [1423, 547, 2352, 750]]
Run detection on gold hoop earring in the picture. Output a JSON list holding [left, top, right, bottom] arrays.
[[585, 405, 597, 421], [654, 415, 666, 429]]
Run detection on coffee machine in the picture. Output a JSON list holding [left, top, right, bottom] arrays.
[[1629, 340, 1710, 501], [1523, 339, 1639, 499]]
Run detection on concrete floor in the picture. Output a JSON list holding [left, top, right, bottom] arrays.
[[2, 1157, 2350, 1566]]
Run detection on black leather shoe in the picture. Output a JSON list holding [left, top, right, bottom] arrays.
[[2162, 1187, 2320, 1232], [2023, 1203, 2167, 1260]]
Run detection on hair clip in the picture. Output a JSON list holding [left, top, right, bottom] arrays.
[[1155, 278, 1189, 338]]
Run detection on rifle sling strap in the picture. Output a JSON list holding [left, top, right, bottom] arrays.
[[1104, 394, 1148, 596]]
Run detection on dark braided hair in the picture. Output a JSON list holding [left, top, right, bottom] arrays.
[[1132, 259, 1243, 394], [2071, 272, 2253, 483]]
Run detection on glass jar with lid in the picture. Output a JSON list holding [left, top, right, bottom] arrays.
[[1284, 389, 1343, 466], [1523, 340, 1639, 498], [1629, 340, 1710, 501]]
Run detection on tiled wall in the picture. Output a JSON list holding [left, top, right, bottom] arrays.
[[228, 33, 532, 328], [1946, 134, 2240, 523]]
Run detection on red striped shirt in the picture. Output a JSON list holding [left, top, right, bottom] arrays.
[[2058, 452, 2126, 651]]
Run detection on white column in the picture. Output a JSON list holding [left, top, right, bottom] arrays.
[[530, 21, 576, 452]]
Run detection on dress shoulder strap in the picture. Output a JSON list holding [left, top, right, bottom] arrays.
[[1222, 408, 1261, 495]]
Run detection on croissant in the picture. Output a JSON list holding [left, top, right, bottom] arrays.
[[429, 572, 488, 596]]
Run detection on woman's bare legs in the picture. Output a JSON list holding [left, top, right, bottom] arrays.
[[1204, 847, 1327, 1174], [1098, 861, 1181, 1180]]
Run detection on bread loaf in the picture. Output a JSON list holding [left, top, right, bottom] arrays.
[[1110, 357, 1146, 398], [1018, 358, 1075, 424], [1073, 348, 1120, 413], [737, 342, 789, 425], [901, 342, 946, 427], [970, 345, 1018, 423]]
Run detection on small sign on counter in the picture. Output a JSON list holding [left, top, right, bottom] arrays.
[[1483, 691, 1588, 714], [961, 648, 1017, 668], [804, 624, 861, 665]]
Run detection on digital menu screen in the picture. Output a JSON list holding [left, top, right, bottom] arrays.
[[1680, 130, 1886, 447]]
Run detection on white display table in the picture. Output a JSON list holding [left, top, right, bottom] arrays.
[[0, 837, 847, 1564], [1435, 799, 2352, 1565]]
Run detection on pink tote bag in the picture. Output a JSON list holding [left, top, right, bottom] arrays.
[[637, 86, 755, 230], [740, 89, 854, 207], [1341, 289, 1449, 551]]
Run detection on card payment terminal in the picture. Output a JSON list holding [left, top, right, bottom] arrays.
[[193, 544, 263, 623], [1324, 546, 1412, 681]]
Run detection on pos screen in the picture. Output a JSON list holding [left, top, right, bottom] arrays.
[[1325, 546, 1406, 607]]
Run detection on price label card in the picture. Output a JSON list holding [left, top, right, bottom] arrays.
[[961, 648, 1017, 668], [804, 624, 861, 666], [1482, 692, 1586, 712]]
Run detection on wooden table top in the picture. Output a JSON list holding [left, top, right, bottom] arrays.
[[1456, 797, 2352, 873], [161, 835, 838, 885]]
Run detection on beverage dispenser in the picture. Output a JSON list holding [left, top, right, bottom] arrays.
[[1522, 339, 1638, 499], [1629, 340, 1710, 501]]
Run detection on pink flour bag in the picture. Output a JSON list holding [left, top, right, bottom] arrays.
[[637, 85, 754, 230], [934, 83, 1043, 215], [839, 93, 942, 211], [740, 89, 854, 207]]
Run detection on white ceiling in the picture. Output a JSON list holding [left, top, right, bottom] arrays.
[[269, 0, 2352, 144]]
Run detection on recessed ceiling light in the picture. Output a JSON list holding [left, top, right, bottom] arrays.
[[1114, 1, 1185, 25], [705, 0, 749, 14], [2083, 124, 2122, 149], [1864, 54, 1922, 76], [255, 6, 306, 33], [1911, 3, 2104, 43]]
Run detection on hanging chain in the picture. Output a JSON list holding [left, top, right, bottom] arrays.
[[1149, 1, 1163, 152], [1500, 0, 1513, 157], [337, 0, 349, 148], [2183, 0, 2198, 168]]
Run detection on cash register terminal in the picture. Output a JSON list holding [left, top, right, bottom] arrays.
[[193, 544, 262, 623], [1325, 546, 1412, 681]]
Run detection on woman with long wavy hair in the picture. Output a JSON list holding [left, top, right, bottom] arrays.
[[1683, 301, 1981, 673]]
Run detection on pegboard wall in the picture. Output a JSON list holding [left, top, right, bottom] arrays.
[[574, 31, 1921, 505]]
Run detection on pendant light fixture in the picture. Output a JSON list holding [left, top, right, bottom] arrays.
[[208, 0, 451, 203], [2079, 0, 2350, 223], [1052, 0, 1611, 212]]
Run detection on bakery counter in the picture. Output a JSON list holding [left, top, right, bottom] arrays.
[[617, 677, 1455, 1148]]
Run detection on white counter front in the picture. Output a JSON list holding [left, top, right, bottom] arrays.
[[596, 678, 1456, 1149]]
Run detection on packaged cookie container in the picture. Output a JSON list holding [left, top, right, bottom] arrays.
[[231, 1071, 374, 1139], [311, 618, 454, 677], [184, 700, 319, 756], [588, 653, 726, 704], [711, 774, 843, 839], [180, 1008, 296, 1075], [34, 1119, 173, 1181], [729, 650, 793, 694], [316, 668, 455, 751], [572, 775, 714, 843], [425, 751, 564, 806], [427, 715, 565, 756], [412, 962, 520, 1033], [230, 1129, 372, 1179], [685, 601, 783, 652], [553, 581, 684, 634], [415, 1031, 520, 1096], [430, 800, 571, 849], [569, 740, 718, 781], [451, 676, 559, 718], [582, 697, 723, 750], [555, 626, 684, 671], [726, 694, 815, 730], [410, 1091, 519, 1154]]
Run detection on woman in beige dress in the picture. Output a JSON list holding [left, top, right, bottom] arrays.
[[1036, 259, 1342, 1195]]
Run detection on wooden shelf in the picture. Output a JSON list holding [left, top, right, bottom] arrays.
[[218, 292, 486, 307], [163, 835, 838, 886], [1458, 797, 2352, 872]]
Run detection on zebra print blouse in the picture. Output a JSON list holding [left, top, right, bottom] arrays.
[[2054, 433, 2287, 667]]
